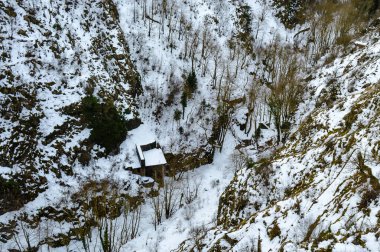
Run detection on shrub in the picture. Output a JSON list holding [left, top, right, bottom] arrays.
[[179, 126, 184, 134], [174, 109, 182, 122], [268, 222, 281, 240], [273, 0, 309, 29], [358, 189, 378, 209], [81, 96, 127, 154]]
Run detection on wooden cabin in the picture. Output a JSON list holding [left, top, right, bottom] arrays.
[[134, 141, 167, 185]]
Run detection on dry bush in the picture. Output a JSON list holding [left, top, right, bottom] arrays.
[[189, 224, 207, 250], [230, 150, 249, 173]]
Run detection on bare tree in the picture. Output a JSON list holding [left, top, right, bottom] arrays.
[[120, 200, 142, 244], [163, 177, 180, 219], [245, 79, 259, 136], [211, 44, 221, 89], [189, 224, 207, 251], [98, 217, 118, 252], [200, 28, 213, 77], [150, 193, 163, 230], [189, 29, 200, 72], [211, 67, 236, 152], [12, 214, 35, 252], [261, 43, 303, 144], [180, 174, 202, 205], [230, 150, 249, 173]]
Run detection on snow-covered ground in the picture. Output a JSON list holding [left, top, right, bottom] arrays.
[[3, 0, 380, 251], [182, 26, 380, 252], [120, 132, 237, 252], [115, 0, 292, 153], [18, 128, 237, 252]]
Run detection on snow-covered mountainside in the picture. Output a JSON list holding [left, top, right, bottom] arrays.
[[0, 0, 142, 211], [0, 0, 145, 247], [177, 30, 380, 251], [1, 0, 380, 251]]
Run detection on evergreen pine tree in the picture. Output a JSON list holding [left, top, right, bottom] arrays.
[[174, 109, 182, 125], [186, 71, 197, 94]]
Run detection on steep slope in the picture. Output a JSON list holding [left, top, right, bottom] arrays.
[[114, 0, 291, 162], [0, 0, 294, 250], [0, 0, 318, 250], [0, 0, 141, 212], [0, 0, 148, 248], [177, 27, 380, 251], [2, 0, 379, 251]]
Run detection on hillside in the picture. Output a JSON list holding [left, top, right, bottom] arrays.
[[0, 0, 142, 210], [176, 27, 380, 251], [1, 0, 380, 251]]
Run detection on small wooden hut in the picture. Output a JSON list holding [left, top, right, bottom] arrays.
[[134, 141, 166, 184]]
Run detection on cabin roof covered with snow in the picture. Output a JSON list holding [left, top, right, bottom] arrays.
[[136, 144, 144, 162], [143, 148, 167, 166]]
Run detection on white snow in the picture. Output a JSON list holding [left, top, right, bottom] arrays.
[[143, 148, 167, 166], [120, 132, 237, 252], [2, 0, 380, 251]]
